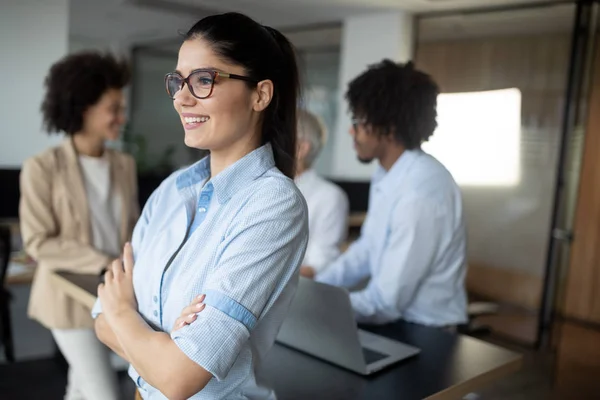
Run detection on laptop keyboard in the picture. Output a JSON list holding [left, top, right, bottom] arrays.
[[361, 347, 388, 364]]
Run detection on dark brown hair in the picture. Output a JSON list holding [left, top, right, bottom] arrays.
[[41, 51, 130, 135], [184, 12, 300, 179], [346, 60, 439, 149]]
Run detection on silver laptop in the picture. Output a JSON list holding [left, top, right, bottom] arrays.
[[276, 277, 420, 375]]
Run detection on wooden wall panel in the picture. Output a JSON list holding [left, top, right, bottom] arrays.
[[415, 34, 571, 309], [563, 39, 600, 324]]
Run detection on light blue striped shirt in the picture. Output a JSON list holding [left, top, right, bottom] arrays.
[[317, 149, 467, 327], [92, 144, 308, 399]]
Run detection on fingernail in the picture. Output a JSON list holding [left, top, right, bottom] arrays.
[[188, 314, 195, 319], [196, 303, 203, 309], [199, 304, 206, 310], [178, 321, 185, 328]]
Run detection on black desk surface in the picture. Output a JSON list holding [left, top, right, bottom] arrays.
[[55, 271, 522, 400]]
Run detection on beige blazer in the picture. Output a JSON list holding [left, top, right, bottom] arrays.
[[19, 139, 140, 329]]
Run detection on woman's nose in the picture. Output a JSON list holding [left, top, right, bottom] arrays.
[[174, 83, 197, 107]]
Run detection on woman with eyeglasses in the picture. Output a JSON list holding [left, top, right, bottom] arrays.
[[92, 12, 308, 400], [19, 52, 138, 400]]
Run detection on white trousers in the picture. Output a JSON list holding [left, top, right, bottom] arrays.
[[51, 328, 120, 400]]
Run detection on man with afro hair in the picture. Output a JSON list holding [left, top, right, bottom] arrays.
[[315, 60, 468, 328]]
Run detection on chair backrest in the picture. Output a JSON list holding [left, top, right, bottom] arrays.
[[0, 226, 10, 286]]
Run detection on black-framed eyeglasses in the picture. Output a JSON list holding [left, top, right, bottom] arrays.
[[165, 69, 258, 100], [351, 117, 367, 130]]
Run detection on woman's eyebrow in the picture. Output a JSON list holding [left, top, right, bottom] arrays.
[[174, 66, 222, 76]]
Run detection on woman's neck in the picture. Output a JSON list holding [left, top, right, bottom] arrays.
[[72, 134, 105, 157], [209, 136, 261, 178]]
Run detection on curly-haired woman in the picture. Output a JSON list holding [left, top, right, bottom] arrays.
[[19, 51, 139, 400]]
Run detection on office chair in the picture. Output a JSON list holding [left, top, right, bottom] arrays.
[[0, 226, 15, 362]]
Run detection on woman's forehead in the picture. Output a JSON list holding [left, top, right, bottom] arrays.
[[176, 40, 241, 76]]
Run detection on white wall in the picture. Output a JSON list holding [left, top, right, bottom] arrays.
[[330, 12, 414, 180], [0, 0, 69, 168], [69, 36, 120, 54]]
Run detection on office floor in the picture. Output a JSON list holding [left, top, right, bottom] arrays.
[[0, 358, 136, 400]]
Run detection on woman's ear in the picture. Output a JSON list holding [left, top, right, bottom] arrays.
[[297, 139, 310, 161], [253, 80, 274, 112]]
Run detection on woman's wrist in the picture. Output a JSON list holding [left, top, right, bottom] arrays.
[[109, 306, 139, 328]]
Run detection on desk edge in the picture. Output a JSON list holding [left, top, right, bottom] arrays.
[[50, 272, 97, 310], [424, 354, 523, 400]]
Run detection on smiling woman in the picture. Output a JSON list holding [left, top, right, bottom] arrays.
[[91, 12, 308, 400], [19, 51, 138, 400]]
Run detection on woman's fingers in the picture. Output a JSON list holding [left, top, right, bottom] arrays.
[[123, 242, 134, 275], [181, 302, 206, 318], [110, 258, 123, 280], [182, 294, 206, 315], [172, 294, 207, 332], [192, 294, 206, 305], [104, 267, 114, 282], [173, 304, 205, 331]]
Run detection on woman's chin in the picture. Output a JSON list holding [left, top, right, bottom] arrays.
[[184, 133, 208, 150], [104, 130, 121, 142]]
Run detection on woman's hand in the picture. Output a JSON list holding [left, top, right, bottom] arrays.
[[172, 294, 206, 332], [98, 242, 138, 325]]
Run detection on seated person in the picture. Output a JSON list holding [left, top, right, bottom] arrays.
[[296, 110, 349, 278], [316, 60, 468, 328]]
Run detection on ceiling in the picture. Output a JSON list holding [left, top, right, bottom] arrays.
[[69, 0, 571, 47], [147, 0, 567, 28]]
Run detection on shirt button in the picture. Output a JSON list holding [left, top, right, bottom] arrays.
[[198, 207, 207, 213], [153, 310, 158, 317], [153, 296, 158, 303]]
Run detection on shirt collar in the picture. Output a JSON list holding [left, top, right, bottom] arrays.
[[176, 143, 276, 204], [373, 149, 422, 195]]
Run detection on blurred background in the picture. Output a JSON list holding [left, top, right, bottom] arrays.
[[1, 0, 600, 398]]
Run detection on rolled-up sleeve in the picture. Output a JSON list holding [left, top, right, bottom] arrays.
[[171, 181, 308, 380], [170, 305, 249, 381]]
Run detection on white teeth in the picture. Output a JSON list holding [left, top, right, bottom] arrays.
[[184, 116, 209, 123]]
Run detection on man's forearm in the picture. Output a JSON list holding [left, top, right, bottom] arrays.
[[94, 314, 130, 362]]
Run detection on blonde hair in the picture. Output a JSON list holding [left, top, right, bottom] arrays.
[[297, 109, 327, 168]]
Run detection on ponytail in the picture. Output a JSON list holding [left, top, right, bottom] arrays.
[[261, 26, 299, 179]]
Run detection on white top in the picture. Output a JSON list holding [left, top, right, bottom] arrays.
[[316, 149, 468, 327], [295, 169, 349, 272], [79, 154, 121, 258]]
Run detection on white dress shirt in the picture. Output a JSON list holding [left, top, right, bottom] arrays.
[[296, 169, 349, 273], [316, 149, 467, 327]]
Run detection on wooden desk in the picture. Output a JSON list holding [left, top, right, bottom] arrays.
[[51, 271, 522, 400], [6, 263, 36, 285], [348, 212, 366, 228]]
